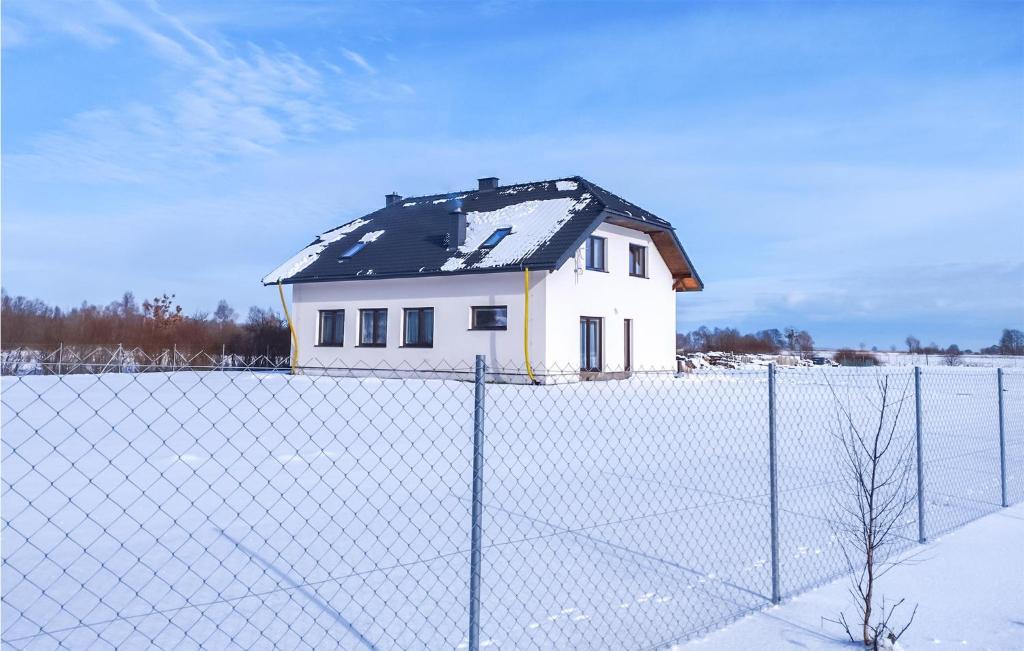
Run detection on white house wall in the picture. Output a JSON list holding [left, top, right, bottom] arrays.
[[290, 271, 547, 372], [540, 222, 677, 372]]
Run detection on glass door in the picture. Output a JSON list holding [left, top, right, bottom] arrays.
[[580, 317, 603, 372]]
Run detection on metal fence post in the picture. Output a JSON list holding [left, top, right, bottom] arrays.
[[468, 355, 487, 651], [768, 362, 780, 604], [998, 368, 1008, 508], [915, 366, 926, 543], [57, 343, 63, 376]]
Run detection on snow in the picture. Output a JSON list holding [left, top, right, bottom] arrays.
[[2, 367, 1019, 649], [555, 180, 579, 191], [441, 194, 593, 271], [261, 217, 372, 283], [676, 503, 1024, 651], [433, 195, 466, 204], [358, 229, 385, 243]]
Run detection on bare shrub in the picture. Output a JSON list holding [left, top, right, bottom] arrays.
[[943, 345, 962, 366], [834, 349, 881, 367]]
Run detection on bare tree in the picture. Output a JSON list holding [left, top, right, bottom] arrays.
[[904, 336, 920, 354], [825, 375, 918, 649], [794, 330, 815, 358], [943, 345, 962, 367]]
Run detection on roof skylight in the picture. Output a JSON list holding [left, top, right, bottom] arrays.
[[339, 241, 368, 259], [480, 227, 512, 249]]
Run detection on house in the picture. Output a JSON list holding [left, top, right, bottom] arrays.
[[263, 176, 702, 380]]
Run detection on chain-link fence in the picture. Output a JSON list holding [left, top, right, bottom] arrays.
[[2, 353, 1020, 649]]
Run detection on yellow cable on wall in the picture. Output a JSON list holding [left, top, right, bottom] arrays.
[[277, 280, 299, 374], [523, 268, 538, 384]]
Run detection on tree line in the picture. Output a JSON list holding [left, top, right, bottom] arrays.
[[677, 326, 815, 356], [1, 290, 290, 358], [904, 329, 1024, 357]]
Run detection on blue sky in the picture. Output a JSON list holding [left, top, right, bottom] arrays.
[[3, 0, 1022, 349]]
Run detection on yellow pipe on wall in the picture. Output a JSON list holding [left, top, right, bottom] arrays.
[[277, 280, 299, 374], [523, 268, 538, 384]]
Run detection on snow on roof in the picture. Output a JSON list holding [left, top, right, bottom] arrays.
[[440, 194, 593, 272], [262, 217, 372, 283], [555, 180, 578, 191], [359, 230, 385, 243]]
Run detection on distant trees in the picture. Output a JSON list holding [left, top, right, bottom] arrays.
[[971, 329, 1024, 356], [905, 335, 971, 359], [677, 326, 814, 356], [904, 336, 920, 354], [1, 290, 290, 357]]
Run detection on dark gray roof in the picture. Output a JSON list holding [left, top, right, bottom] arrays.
[[263, 176, 702, 290]]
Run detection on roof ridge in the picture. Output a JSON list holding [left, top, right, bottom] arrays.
[[397, 175, 585, 203]]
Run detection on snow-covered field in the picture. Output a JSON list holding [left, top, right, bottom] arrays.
[[2, 367, 1021, 649], [859, 351, 1024, 368], [678, 502, 1024, 650]]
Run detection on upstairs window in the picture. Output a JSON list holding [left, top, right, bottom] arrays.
[[318, 310, 344, 347], [629, 244, 647, 278], [585, 236, 606, 271], [403, 308, 434, 347], [359, 308, 388, 346], [480, 227, 512, 249], [471, 306, 508, 330], [339, 241, 368, 259]]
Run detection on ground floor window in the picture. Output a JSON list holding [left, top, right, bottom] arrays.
[[471, 306, 508, 330], [359, 308, 388, 346], [403, 308, 434, 347], [580, 317, 603, 372], [318, 310, 345, 346], [623, 318, 633, 372]]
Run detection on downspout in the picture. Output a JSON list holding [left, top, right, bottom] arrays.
[[277, 280, 299, 374], [523, 268, 538, 384]]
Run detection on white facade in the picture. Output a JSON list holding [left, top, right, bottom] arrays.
[[290, 222, 676, 378]]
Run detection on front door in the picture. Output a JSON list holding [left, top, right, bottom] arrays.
[[580, 317, 602, 372]]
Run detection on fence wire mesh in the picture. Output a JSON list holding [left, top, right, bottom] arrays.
[[1005, 370, 1024, 506], [920, 369, 1004, 537], [1, 350, 1021, 650]]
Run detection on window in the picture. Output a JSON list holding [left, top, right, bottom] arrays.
[[480, 227, 512, 249], [580, 317, 603, 372], [339, 241, 367, 259], [623, 319, 633, 372], [359, 308, 387, 346], [318, 310, 345, 346], [585, 236, 606, 271], [403, 308, 434, 347], [471, 306, 508, 330], [629, 244, 647, 277]]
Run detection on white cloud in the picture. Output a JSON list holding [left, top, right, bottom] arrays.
[[341, 48, 376, 74], [5, 0, 358, 182]]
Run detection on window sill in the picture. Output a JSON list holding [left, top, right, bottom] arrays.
[[629, 273, 649, 279], [401, 344, 434, 349], [314, 344, 344, 348], [469, 327, 508, 331], [356, 344, 387, 348], [585, 267, 609, 273]]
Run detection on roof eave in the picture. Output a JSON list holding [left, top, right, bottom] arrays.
[[597, 209, 703, 292], [263, 263, 563, 286]]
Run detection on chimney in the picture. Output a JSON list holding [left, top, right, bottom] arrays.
[[477, 177, 499, 191], [447, 204, 467, 251], [385, 192, 402, 207]]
